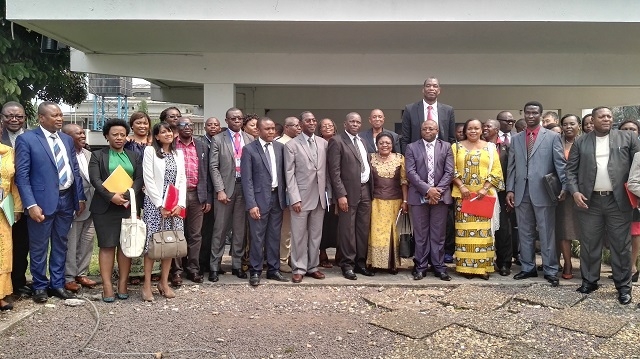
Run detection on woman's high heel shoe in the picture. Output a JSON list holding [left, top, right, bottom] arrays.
[[157, 284, 175, 299]]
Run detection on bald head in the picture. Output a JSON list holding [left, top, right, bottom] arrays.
[[344, 112, 362, 135], [283, 116, 300, 138], [62, 123, 86, 151]]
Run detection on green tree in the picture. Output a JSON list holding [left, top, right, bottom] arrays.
[[136, 99, 149, 114], [1, 0, 87, 126]]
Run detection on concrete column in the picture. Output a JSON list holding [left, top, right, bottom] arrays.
[[203, 83, 235, 119]]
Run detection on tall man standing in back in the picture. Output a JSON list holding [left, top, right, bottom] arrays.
[[361, 109, 400, 153], [15, 102, 86, 303], [401, 77, 456, 152], [327, 112, 374, 280], [570, 106, 640, 305], [0, 102, 30, 297], [209, 108, 254, 282], [506, 101, 566, 287]]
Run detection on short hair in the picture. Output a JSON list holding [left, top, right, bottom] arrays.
[[542, 111, 559, 121], [243, 113, 259, 128], [129, 111, 151, 129], [375, 132, 394, 145], [486, 119, 500, 129], [225, 107, 243, 119], [62, 123, 81, 136], [423, 77, 439, 86], [545, 123, 561, 131], [256, 116, 274, 129], [496, 111, 510, 121], [284, 116, 298, 126], [274, 123, 284, 136], [151, 122, 175, 158], [205, 117, 219, 125], [591, 106, 611, 117], [460, 118, 481, 141], [159, 106, 181, 121], [344, 112, 361, 123], [37, 101, 58, 115], [619, 118, 640, 131], [560, 114, 581, 126], [515, 119, 526, 131], [523, 101, 543, 114], [2, 101, 23, 112], [299, 111, 313, 121], [102, 118, 130, 138], [582, 114, 593, 122], [318, 118, 336, 136]]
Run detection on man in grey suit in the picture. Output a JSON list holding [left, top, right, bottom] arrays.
[[62, 124, 96, 292], [209, 108, 254, 282], [569, 106, 640, 305], [361, 109, 400, 154], [285, 111, 329, 283], [241, 117, 289, 286], [400, 77, 456, 152], [506, 101, 566, 287]]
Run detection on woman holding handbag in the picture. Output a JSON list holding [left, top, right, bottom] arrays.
[[88, 118, 144, 302], [142, 122, 186, 301], [451, 119, 505, 280]]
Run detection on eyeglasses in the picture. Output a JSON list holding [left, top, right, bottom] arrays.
[[2, 114, 25, 120], [177, 123, 193, 128], [286, 124, 301, 127], [498, 119, 515, 124]]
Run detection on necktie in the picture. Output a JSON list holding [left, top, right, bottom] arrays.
[[527, 131, 534, 158], [233, 132, 242, 174], [51, 134, 68, 186], [427, 105, 434, 121], [308, 137, 318, 166], [264, 143, 275, 185], [503, 134, 510, 147], [426, 142, 434, 185], [353, 136, 365, 173]]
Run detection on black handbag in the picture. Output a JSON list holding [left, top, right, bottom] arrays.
[[396, 210, 414, 258], [543, 172, 561, 203]]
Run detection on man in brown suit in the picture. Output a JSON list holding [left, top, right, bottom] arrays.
[[327, 112, 373, 280]]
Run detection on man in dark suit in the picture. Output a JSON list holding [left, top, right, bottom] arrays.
[[198, 116, 221, 274], [327, 112, 374, 280], [209, 108, 254, 282], [400, 77, 456, 152], [15, 102, 86, 303], [360, 109, 400, 154], [497, 112, 520, 264], [568, 106, 640, 305], [1, 101, 30, 297], [172, 117, 212, 285], [406, 120, 454, 281], [506, 101, 566, 287], [241, 117, 289, 286]]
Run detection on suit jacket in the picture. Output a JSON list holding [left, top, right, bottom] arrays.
[[507, 127, 566, 207], [405, 139, 454, 205], [210, 130, 254, 197], [241, 140, 287, 212], [497, 139, 510, 190], [15, 127, 85, 215], [88, 147, 143, 215], [143, 146, 187, 209], [284, 134, 329, 211], [327, 131, 372, 203], [568, 130, 640, 212], [178, 137, 212, 205], [360, 128, 401, 154], [74, 148, 95, 221], [401, 100, 456, 152]]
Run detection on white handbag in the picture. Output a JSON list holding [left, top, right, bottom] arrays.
[[120, 188, 146, 258]]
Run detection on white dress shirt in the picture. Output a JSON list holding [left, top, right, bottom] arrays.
[[423, 138, 436, 186], [594, 135, 613, 191], [345, 131, 371, 184], [258, 138, 278, 189], [41, 126, 73, 190], [423, 100, 439, 124]]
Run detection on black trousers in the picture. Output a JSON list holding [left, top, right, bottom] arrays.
[[494, 191, 514, 268], [11, 215, 29, 289]]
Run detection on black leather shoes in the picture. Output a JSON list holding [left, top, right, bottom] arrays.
[[413, 271, 424, 280], [342, 269, 357, 280], [15, 285, 33, 297], [576, 283, 598, 294], [232, 269, 247, 279], [499, 266, 511, 276], [208, 271, 219, 282], [435, 272, 451, 281], [618, 292, 632, 305], [513, 270, 538, 280], [355, 266, 375, 277], [266, 271, 289, 282], [544, 275, 559, 287], [249, 274, 260, 286], [33, 289, 48, 303], [48, 288, 76, 300]]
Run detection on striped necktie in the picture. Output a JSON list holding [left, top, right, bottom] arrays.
[[51, 134, 68, 186]]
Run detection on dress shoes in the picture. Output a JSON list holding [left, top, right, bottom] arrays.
[[33, 289, 48, 303], [48, 288, 76, 300], [15, 285, 33, 297], [435, 272, 451, 281], [354, 266, 375, 277], [249, 273, 261, 286], [342, 269, 357, 280], [499, 266, 511, 277], [444, 254, 454, 264], [208, 271, 219, 282], [576, 283, 599, 294], [544, 275, 559, 287], [232, 269, 247, 279], [306, 271, 326, 280], [266, 271, 289, 282], [292, 274, 303, 283], [413, 271, 424, 280], [0, 302, 13, 311], [75, 276, 97, 288], [187, 272, 204, 283], [64, 281, 81, 293], [170, 274, 183, 287], [513, 270, 538, 280], [618, 292, 632, 305]]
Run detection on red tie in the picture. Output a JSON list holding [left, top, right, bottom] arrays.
[[427, 105, 434, 121], [233, 132, 242, 173]]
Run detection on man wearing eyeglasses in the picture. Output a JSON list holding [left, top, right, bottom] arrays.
[[171, 117, 212, 285], [1, 102, 30, 297]]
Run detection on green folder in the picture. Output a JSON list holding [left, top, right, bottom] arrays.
[[1, 193, 15, 227]]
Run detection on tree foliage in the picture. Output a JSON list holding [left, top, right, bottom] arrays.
[[137, 99, 149, 114], [1, 0, 87, 125]]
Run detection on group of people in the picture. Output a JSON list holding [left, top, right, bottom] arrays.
[[1, 76, 639, 308]]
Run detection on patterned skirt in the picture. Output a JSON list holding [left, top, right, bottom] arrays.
[[454, 198, 495, 274], [367, 198, 402, 269]]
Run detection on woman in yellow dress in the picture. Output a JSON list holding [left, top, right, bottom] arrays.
[[366, 133, 408, 274], [0, 143, 22, 310], [451, 119, 504, 280]]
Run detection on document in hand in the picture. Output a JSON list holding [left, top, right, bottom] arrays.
[[102, 165, 133, 193], [1, 192, 15, 226], [460, 193, 496, 219], [163, 183, 186, 218]]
